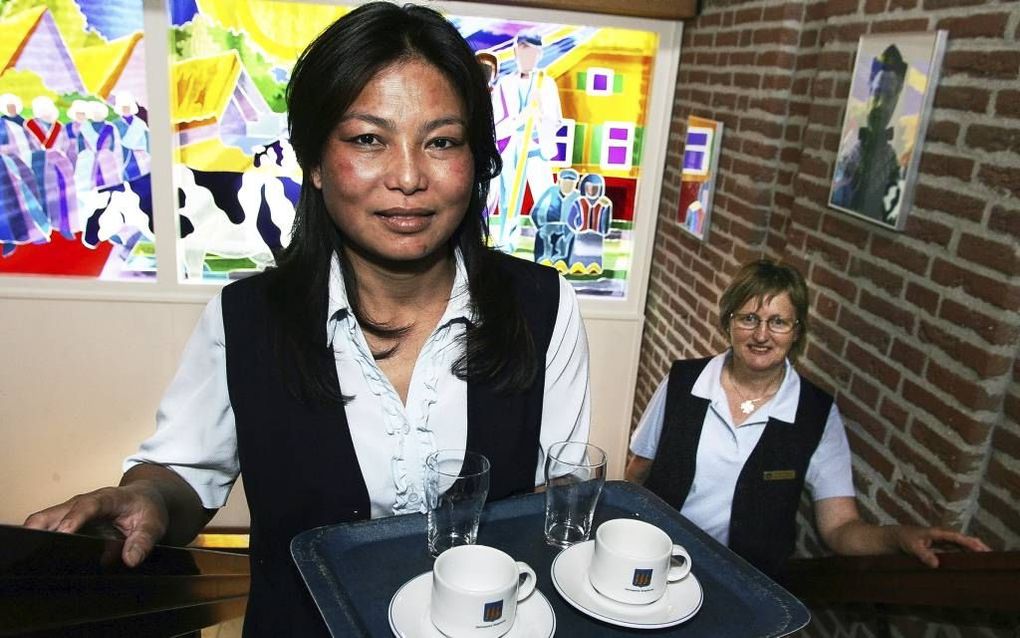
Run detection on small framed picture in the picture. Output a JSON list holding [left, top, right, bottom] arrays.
[[828, 31, 948, 231], [677, 115, 723, 241]]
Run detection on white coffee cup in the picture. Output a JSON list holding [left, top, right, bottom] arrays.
[[588, 519, 692, 605], [430, 544, 537, 637]]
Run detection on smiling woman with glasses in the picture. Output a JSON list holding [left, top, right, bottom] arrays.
[[625, 259, 987, 580]]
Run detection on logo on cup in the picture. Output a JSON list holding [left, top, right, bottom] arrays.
[[483, 600, 503, 622], [632, 568, 653, 587]]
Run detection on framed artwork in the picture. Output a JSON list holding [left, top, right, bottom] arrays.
[[828, 31, 947, 231], [676, 115, 722, 241], [0, 0, 154, 281]]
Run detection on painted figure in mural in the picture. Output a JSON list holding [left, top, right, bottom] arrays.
[[0, 93, 48, 255], [475, 50, 502, 218], [113, 90, 151, 182], [63, 99, 89, 167], [530, 167, 579, 267], [25, 6, 590, 637], [567, 172, 613, 274], [626, 260, 990, 580], [490, 32, 563, 253], [831, 45, 907, 225], [76, 100, 124, 193], [26, 96, 78, 239]]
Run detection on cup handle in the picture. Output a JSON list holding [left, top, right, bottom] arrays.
[[667, 545, 692, 582], [515, 561, 537, 601]]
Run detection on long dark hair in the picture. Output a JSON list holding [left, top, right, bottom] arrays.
[[269, 2, 537, 403]]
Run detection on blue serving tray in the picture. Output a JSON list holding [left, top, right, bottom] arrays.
[[292, 480, 809, 637]]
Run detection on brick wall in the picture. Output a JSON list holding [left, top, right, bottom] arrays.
[[634, 0, 1019, 634]]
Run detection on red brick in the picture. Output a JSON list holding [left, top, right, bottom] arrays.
[[976, 489, 1020, 544], [890, 339, 925, 375], [902, 216, 953, 249], [814, 292, 840, 322], [709, 71, 732, 85], [879, 396, 910, 429], [992, 427, 1020, 461], [904, 282, 939, 315], [739, 30, 753, 48], [864, 0, 886, 13], [996, 90, 1020, 119], [936, 12, 1010, 39], [919, 152, 974, 180], [888, 0, 916, 8], [902, 379, 991, 446], [826, 0, 860, 16], [821, 212, 870, 249], [780, 146, 801, 164], [733, 72, 760, 90], [966, 124, 1020, 154], [811, 319, 847, 355], [784, 124, 802, 144], [808, 103, 843, 127], [734, 6, 763, 23], [812, 262, 859, 303], [987, 456, 1020, 496], [739, 116, 784, 139], [800, 29, 819, 48], [910, 419, 972, 471], [978, 164, 1020, 198], [849, 258, 905, 296], [756, 51, 797, 70], [799, 155, 830, 179], [712, 91, 737, 110], [926, 359, 1001, 412], [818, 51, 853, 72], [917, 320, 1014, 378], [933, 86, 990, 113], [912, 184, 985, 221], [725, 51, 754, 66], [846, 339, 900, 387], [851, 373, 881, 408], [838, 392, 888, 441], [847, 429, 895, 480], [931, 258, 1018, 311], [870, 235, 930, 276], [957, 233, 1017, 276], [860, 289, 915, 333], [823, 22, 869, 42], [888, 446, 959, 508], [804, 342, 853, 388], [749, 97, 788, 117], [871, 18, 930, 33], [943, 50, 1020, 79], [714, 31, 739, 47], [805, 233, 851, 270], [923, 0, 983, 7], [810, 77, 833, 99], [988, 205, 1020, 242], [753, 27, 800, 46], [761, 74, 793, 91], [925, 120, 959, 145], [939, 298, 1020, 347], [695, 51, 720, 65]]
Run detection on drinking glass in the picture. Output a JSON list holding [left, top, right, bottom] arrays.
[[425, 449, 490, 557], [543, 441, 607, 548]]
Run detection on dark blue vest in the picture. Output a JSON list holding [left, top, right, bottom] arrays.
[[643, 357, 831, 579], [221, 253, 559, 636]]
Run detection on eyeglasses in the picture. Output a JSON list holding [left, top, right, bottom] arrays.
[[730, 312, 799, 334]]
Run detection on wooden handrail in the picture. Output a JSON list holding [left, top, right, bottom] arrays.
[[784, 551, 1020, 612]]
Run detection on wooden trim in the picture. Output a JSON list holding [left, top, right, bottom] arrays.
[[457, 0, 697, 20], [785, 551, 1020, 612]]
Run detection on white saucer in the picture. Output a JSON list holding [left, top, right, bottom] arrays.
[[550, 540, 703, 629], [388, 572, 556, 638]]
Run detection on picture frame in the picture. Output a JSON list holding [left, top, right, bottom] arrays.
[[676, 115, 723, 241], [828, 31, 948, 232]]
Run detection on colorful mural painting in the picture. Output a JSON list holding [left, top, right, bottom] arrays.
[[169, 0, 658, 296], [0, 0, 154, 280], [677, 115, 723, 241]]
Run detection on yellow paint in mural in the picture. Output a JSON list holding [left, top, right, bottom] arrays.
[[172, 52, 242, 123], [0, 68, 56, 106], [174, 137, 253, 173], [196, 0, 349, 63], [72, 32, 142, 98], [0, 6, 46, 72]]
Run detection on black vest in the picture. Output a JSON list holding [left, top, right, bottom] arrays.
[[221, 254, 560, 637], [643, 357, 831, 579]]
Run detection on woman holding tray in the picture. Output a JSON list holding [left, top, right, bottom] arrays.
[[626, 259, 987, 579], [24, 4, 590, 635]]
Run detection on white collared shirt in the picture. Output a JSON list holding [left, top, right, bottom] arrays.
[[126, 254, 591, 519], [629, 352, 854, 546]]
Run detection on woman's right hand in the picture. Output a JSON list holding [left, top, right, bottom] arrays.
[[23, 481, 170, 567]]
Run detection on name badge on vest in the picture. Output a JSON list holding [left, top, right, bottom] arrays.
[[763, 469, 796, 481]]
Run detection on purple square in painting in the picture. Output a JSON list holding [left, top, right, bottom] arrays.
[[557, 124, 568, 136], [609, 127, 629, 141], [684, 150, 705, 170], [553, 143, 567, 162], [687, 132, 709, 146], [593, 73, 608, 91], [608, 146, 627, 165]]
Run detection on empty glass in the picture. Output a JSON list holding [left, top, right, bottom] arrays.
[[543, 441, 607, 548], [425, 449, 490, 557]]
